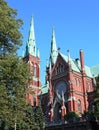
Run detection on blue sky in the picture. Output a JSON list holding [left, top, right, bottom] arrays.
[[6, 0, 99, 84]]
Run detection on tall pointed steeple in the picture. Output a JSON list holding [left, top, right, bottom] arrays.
[[25, 16, 36, 56], [50, 27, 58, 65]]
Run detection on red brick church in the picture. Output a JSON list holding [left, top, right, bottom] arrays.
[[23, 17, 99, 123]]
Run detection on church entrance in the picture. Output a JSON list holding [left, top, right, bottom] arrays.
[[54, 103, 61, 123]]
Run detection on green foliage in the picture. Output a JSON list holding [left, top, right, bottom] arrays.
[[17, 104, 45, 130], [15, 104, 37, 130], [0, 0, 23, 54], [94, 76, 99, 119], [0, 1, 45, 129], [35, 105, 45, 130], [0, 0, 29, 128], [64, 111, 79, 122], [0, 54, 31, 128], [83, 110, 95, 121]]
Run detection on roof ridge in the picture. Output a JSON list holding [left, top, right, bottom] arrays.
[[90, 64, 99, 68]]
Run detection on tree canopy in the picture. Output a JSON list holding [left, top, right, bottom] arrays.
[[0, 54, 31, 128], [94, 75, 99, 120], [0, 1, 45, 129], [0, 0, 23, 55], [64, 111, 79, 122], [34, 105, 45, 130]]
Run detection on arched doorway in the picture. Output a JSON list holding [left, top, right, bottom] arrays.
[[54, 103, 61, 123]]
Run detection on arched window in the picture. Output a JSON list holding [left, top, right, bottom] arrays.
[[57, 67, 59, 74], [57, 64, 64, 74], [75, 78, 80, 87], [34, 66, 36, 77], [87, 83, 90, 92], [33, 97, 36, 106], [61, 65, 64, 73], [78, 100, 81, 113], [75, 78, 77, 86], [59, 63, 61, 73], [74, 78, 76, 85], [77, 79, 80, 87]]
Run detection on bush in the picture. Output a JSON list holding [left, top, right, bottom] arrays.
[[64, 111, 79, 122]]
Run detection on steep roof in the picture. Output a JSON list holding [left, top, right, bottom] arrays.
[[41, 83, 49, 95], [60, 53, 94, 78], [60, 53, 81, 73], [90, 65, 99, 77]]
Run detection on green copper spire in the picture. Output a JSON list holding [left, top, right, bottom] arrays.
[[50, 27, 58, 65], [25, 16, 36, 56]]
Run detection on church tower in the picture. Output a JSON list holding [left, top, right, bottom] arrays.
[[24, 16, 41, 106]]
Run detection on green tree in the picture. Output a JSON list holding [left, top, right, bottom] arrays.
[[0, 1, 45, 129], [35, 105, 45, 130], [16, 104, 38, 130], [94, 75, 99, 120], [64, 111, 79, 122], [0, 54, 31, 128], [0, 0, 23, 55], [0, 0, 32, 129]]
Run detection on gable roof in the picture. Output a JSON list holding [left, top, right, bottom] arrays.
[[60, 53, 98, 78], [60, 53, 81, 73], [90, 65, 99, 77], [41, 83, 49, 95]]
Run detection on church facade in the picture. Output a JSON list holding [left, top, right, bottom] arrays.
[[23, 17, 99, 123]]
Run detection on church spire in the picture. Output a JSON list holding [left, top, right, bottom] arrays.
[[50, 27, 58, 65], [25, 16, 36, 56]]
